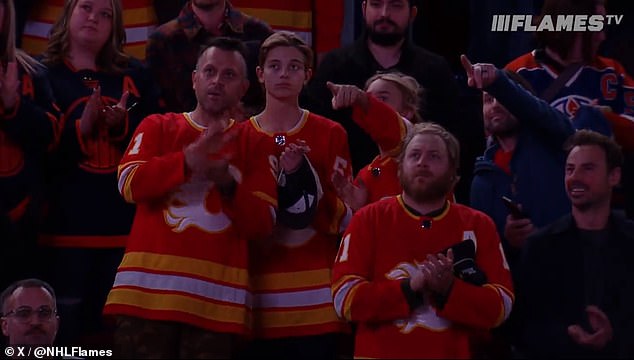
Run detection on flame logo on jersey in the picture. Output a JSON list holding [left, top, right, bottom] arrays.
[[551, 95, 592, 118], [386, 262, 451, 333], [164, 179, 231, 233]]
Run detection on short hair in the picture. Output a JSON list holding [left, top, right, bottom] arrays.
[[365, 71, 425, 123], [535, 0, 605, 63], [197, 37, 249, 77], [398, 122, 460, 172], [1, 279, 57, 315], [258, 31, 314, 69], [564, 129, 623, 171]]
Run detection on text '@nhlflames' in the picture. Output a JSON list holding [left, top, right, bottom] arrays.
[[4, 346, 113, 358]]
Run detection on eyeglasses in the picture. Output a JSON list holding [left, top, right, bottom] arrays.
[[2, 306, 57, 323]]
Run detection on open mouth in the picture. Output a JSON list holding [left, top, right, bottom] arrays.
[[568, 184, 587, 196]]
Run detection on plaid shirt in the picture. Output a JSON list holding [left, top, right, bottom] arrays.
[[146, 1, 273, 113]]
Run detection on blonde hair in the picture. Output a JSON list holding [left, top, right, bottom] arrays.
[[258, 31, 314, 69], [43, 0, 128, 73], [1, 0, 41, 74], [365, 71, 424, 123], [398, 122, 460, 172]]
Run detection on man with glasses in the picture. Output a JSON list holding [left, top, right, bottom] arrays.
[[1, 279, 59, 346]]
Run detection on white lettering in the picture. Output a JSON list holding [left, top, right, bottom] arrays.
[[502, 15, 511, 31], [573, 15, 588, 31], [524, 15, 537, 31], [491, 13, 623, 32], [537, 15, 555, 31], [606, 14, 623, 25], [587, 15, 604, 31], [556, 15, 574, 31], [510, 15, 525, 31]]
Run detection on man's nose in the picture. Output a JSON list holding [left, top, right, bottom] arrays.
[[380, 4, 390, 17], [416, 155, 429, 167], [280, 65, 290, 77]]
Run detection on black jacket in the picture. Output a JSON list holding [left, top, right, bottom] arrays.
[[513, 211, 634, 358], [302, 35, 459, 173]]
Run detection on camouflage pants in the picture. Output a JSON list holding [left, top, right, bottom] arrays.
[[113, 315, 235, 359]]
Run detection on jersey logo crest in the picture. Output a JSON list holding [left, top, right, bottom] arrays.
[[164, 179, 231, 233], [550, 95, 592, 118]]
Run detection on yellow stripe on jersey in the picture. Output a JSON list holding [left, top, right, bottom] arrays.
[[343, 283, 361, 320], [122, 165, 139, 203], [238, 8, 311, 29], [123, 43, 147, 60], [28, 5, 63, 23], [119, 252, 249, 287], [252, 269, 331, 291], [22, 35, 150, 60], [123, 7, 158, 26], [107, 288, 249, 325], [253, 191, 278, 208], [20, 37, 48, 57], [332, 275, 364, 318]]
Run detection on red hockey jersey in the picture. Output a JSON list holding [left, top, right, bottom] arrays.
[[244, 110, 352, 338], [332, 196, 514, 359], [351, 96, 454, 206], [104, 113, 277, 335]]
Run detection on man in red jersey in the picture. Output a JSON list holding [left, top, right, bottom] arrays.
[[104, 37, 277, 359], [332, 122, 513, 359]]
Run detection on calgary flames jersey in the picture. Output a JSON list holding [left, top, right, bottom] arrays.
[[0, 64, 59, 224], [104, 113, 277, 335], [332, 196, 513, 359], [244, 110, 352, 338], [351, 95, 454, 206], [39, 59, 160, 248]]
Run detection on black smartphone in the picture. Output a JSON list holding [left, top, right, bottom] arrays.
[[502, 196, 527, 218]]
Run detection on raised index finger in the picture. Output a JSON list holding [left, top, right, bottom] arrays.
[[460, 54, 474, 76], [326, 81, 340, 96]]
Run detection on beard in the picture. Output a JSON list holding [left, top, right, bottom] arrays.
[[400, 169, 454, 203], [366, 20, 408, 46], [485, 116, 519, 138]]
